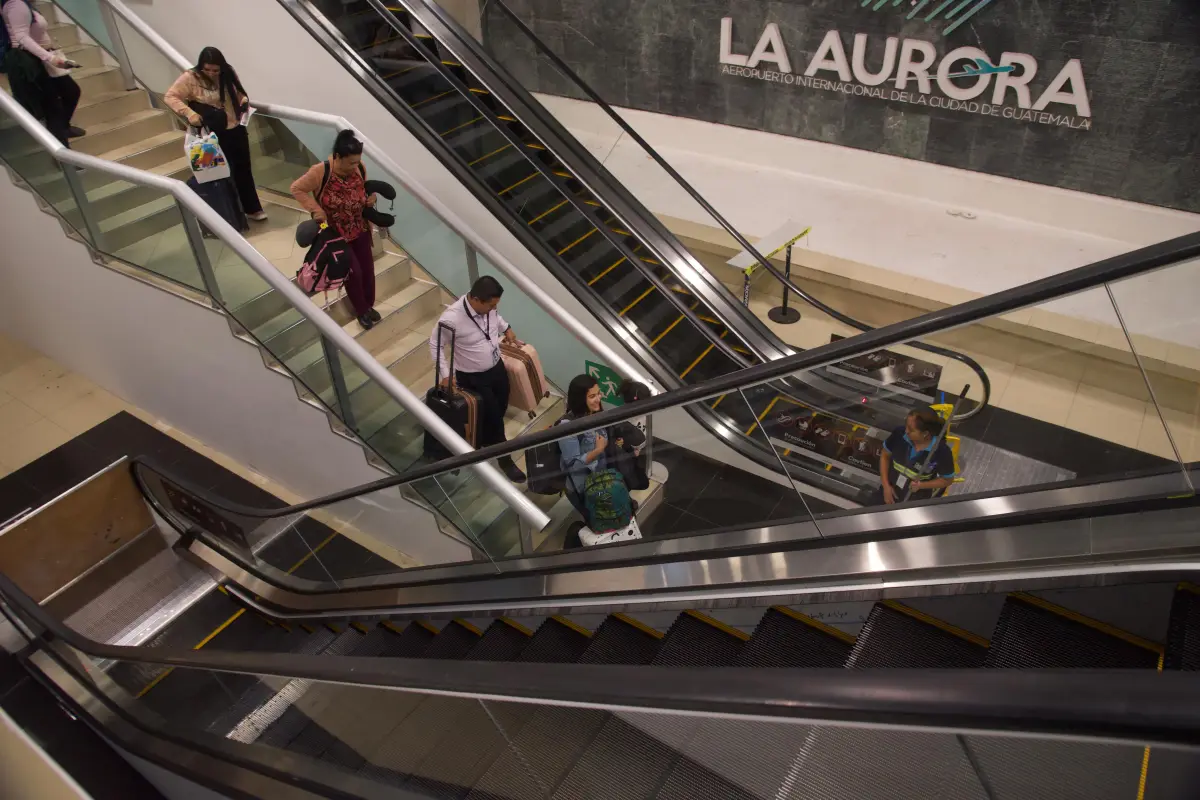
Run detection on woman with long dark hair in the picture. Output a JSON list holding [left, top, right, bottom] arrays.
[[290, 130, 379, 328], [559, 374, 609, 512], [165, 47, 266, 221]]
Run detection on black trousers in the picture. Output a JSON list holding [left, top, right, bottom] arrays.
[[213, 125, 263, 214], [7, 52, 80, 146], [456, 360, 509, 451]]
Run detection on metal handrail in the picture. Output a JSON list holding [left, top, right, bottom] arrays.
[[129, 231, 1200, 520], [464, 0, 993, 418], [101, 0, 653, 392], [3, 570, 1199, 749], [0, 77, 549, 530]]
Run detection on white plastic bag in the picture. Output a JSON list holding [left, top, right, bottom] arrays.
[[185, 129, 231, 184], [578, 517, 643, 547]]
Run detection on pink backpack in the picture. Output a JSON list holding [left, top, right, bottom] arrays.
[[297, 223, 351, 297]]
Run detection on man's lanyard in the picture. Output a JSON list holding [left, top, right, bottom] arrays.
[[463, 298, 500, 365]]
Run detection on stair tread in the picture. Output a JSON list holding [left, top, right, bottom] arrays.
[[97, 194, 176, 232], [78, 107, 169, 139], [986, 594, 1161, 669], [98, 129, 184, 163]]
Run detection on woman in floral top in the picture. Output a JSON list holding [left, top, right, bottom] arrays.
[[290, 130, 379, 329]]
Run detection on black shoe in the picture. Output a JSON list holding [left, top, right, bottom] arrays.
[[66, 126, 86, 139], [357, 313, 375, 330], [367, 308, 382, 323], [499, 457, 526, 483]]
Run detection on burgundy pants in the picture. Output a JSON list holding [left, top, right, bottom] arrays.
[[344, 230, 376, 317]]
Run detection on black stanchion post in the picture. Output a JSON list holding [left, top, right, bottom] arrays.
[[768, 243, 801, 324], [742, 268, 752, 307]]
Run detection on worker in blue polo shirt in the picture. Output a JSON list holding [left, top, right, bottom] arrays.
[[878, 407, 956, 504]]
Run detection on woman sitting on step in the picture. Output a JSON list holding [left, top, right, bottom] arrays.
[[164, 46, 267, 222], [289, 130, 380, 330]]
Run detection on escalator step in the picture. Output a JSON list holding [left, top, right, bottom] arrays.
[[420, 620, 483, 659], [1164, 583, 1200, 670], [474, 148, 529, 182], [985, 593, 1162, 669], [653, 611, 747, 667], [465, 619, 533, 661], [736, 607, 855, 668], [517, 617, 593, 664], [464, 616, 664, 800], [847, 601, 988, 669], [380, 620, 439, 655]]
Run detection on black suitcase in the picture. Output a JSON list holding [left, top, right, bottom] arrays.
[[424, 323, 478, 460], [526, 435, 566, 495], [187, 175, 248, 235]]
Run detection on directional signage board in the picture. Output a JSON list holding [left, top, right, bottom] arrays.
[[586, 360, 624, 406]]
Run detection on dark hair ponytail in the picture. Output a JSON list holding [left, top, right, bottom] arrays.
[[332, 130, 364, 159]]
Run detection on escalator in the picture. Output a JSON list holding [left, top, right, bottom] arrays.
[[6, 450, 1200, 800], [279, 0, 994, 503]]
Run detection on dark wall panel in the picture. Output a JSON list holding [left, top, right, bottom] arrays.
[[484, 0, 1200, 211]]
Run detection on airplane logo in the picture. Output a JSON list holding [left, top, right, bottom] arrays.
[[946, 57, 1017, 79], [860, 0, 1002, 37]]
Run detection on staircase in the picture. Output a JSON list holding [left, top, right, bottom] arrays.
[[101, 578, 1194, 799], [1, 0, 664, 559]]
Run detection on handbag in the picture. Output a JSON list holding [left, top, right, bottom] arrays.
[[185, 127, 231, 184]]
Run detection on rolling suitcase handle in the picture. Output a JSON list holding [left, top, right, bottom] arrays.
[[434, 321, 456, 396]]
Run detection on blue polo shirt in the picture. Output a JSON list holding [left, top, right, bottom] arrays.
[[883, 428, 956, 500]]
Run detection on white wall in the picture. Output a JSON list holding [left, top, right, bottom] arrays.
[[0, 708, 92, 800], [0, 176, 470, 566]]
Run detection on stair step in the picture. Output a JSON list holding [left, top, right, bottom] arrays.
[[74, 108, 175, 157], [847, 601, 988, 669]]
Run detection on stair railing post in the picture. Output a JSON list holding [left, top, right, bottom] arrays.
[[98, 1, 138, 92], [175, 201, 223, 306], [60, 163, 104, 251]]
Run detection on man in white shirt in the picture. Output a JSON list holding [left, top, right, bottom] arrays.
[[429, 276, 525, 482]]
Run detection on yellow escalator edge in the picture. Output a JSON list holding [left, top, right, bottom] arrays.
[[557, 227, 597, 255], [745, 395, 782, 436], [382, 63, 420, 80], [611, 613, 664, 639], [440, 116, 484, 138], [587, 256, 626, 286], [610, 227, 631, 237], [684, 610, 751, 641], [679, 344, 715, 379], [410, 89, 455, 109], [380, 620, 407, 635], [1010, 593, 1163, 654], [881, 600, 990, 648], [525, 142, 546, 151], [1137, 652, 1166, 800], [651, 300, 700, 347], [351, 621, 371, 635], [468, 144, 512, 167], [469, 87, 490, 95], [772, 605, 857, 645], [415, 619, 441, 635], [500, 617, 534, 636], [551, 615, 594, 638], [619, 286, 655, 316], [1177, 582, 1200, 595], [454, 618, 483, 635], [528, 199, 568, 225], [498, 114, 517, 122], [497, 172, 537, 196], [441, 60, 462, 67], [710, 394, 726, 411]]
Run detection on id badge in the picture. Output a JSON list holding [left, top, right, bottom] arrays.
[[895, 474, 908, 489]]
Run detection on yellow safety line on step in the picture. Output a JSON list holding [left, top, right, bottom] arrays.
[[587, 257, 626, 286], [500, 617, 535, 636], [772, 606, 857, 645], [441, 60, 462, 68], [454, 618, 483, 635], [469, 87, 490, 95], [710, 394, 726, 411], [468, 144, 512, 167], [498, 115, 517, 122], [497, 172, 538, 196], [440, 116, 483, 138], [619, 286, 656, 317], [382, 64, 421, 80], [411, 89, 455, 109], [1010, 593, 1163, 654], [351, 621, 371, 634], [415, 619, 441, 635], [680, 344, 715, 379], [745, 395, 782, 436], [381, 620, 407, 635], [610, 227, 631, 237], [651, 301, 701, 347], [557, 227, 597, 255], [612, 613, 664, 640], [528, 199, 568, 225], [1137, 652, 1165, 800], [882, 600, 990, 648], [137, 529, 341, 698], [1178, 582, 1200, 595], [551, 616, 593, 638], [685, 610, 751, 641], [525, 142, 546, 151]]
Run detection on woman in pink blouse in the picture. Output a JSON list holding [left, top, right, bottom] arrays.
[[2, 0, 84, 145]]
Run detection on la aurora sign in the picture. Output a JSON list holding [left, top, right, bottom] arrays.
[[719, 19, 1092, 130]]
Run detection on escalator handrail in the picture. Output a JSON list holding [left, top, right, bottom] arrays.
[[131, 229, 1200, 521], [5, 572, 1199, 747], [459, 0, 995, 419], [100, 0, 653, 393]]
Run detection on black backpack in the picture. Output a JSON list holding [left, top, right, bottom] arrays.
[[525, 416, 573, 495]]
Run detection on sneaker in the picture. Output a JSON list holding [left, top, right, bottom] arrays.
[[247, 211, 269, 222], [66, 126, 86, 138], [357, 313, 375, 330], [367, 308, 382, 323], [499, 457, 526, 483]]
